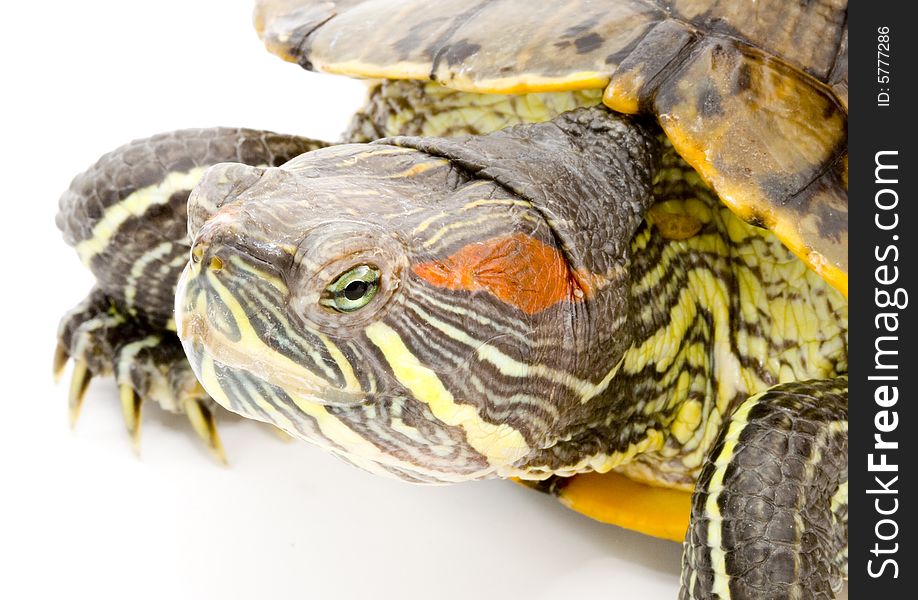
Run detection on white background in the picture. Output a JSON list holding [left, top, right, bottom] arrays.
[[1, 2, 846, 599]]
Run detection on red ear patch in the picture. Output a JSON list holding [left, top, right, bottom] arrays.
[[412, 233, 593, 314]]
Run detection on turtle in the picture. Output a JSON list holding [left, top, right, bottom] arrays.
[[54, 1, 849, 598]]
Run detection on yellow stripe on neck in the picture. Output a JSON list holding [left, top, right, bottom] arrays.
[[365, 321, 531, 467]]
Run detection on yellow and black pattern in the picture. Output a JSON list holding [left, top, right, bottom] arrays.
[[57, 128, 326, 327], [164, 98, 846, 489], [56, 77, 848, 599], [345, 79, 604, 142], [342, 82, 847, 486], [172, 110, 665, 481], [681, 378, 847, 599]]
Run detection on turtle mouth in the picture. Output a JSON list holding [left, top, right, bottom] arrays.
[[175, 256, 369, 416]]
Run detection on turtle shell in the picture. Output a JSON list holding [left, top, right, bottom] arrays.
[[255, 0, 848, 296]]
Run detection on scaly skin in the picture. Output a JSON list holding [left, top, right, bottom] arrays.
[[56, 82, 848, 599], [681, 378, 848, 599]]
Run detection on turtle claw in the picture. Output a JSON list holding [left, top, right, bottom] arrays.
[[52, 342, 69, 383], [119, 384, 144, 455], [68, 360, 92, 429], [184, 398, 227, 464], [57, 291, 232, 463]]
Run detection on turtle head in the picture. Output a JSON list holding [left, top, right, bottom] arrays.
[[176, 145, 536, 482], [177, 157, 409, 408], [176, 112, 658, 483]]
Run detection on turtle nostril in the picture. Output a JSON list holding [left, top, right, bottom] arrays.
[[190, 241, 223, 272], [191, 242, 206, 263], [209, 256, 224, 272]]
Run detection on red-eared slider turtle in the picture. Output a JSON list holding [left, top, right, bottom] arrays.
[[55, 1, 848, 598]]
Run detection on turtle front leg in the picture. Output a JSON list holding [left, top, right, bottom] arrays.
[[680, 378, 848, 599], [55, 128, 328, 460], [55, 289, 225, 460]]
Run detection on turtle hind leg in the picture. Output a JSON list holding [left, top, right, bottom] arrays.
[[56, 288, 225, 462], [680, 378, 848, 600]]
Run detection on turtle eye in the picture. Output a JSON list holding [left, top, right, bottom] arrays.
[[322, 265, 381, 312]]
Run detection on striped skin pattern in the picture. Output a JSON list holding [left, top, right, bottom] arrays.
[[56, 81, 848, 597], [585, 142, 848, 491], [171, 88, 847, 491], [175, 111, 662, 481], [172, 84, 848, 597], [681, 378, 847, 599], [346, 78, 605, 142], [57, 128, 328, 328]]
